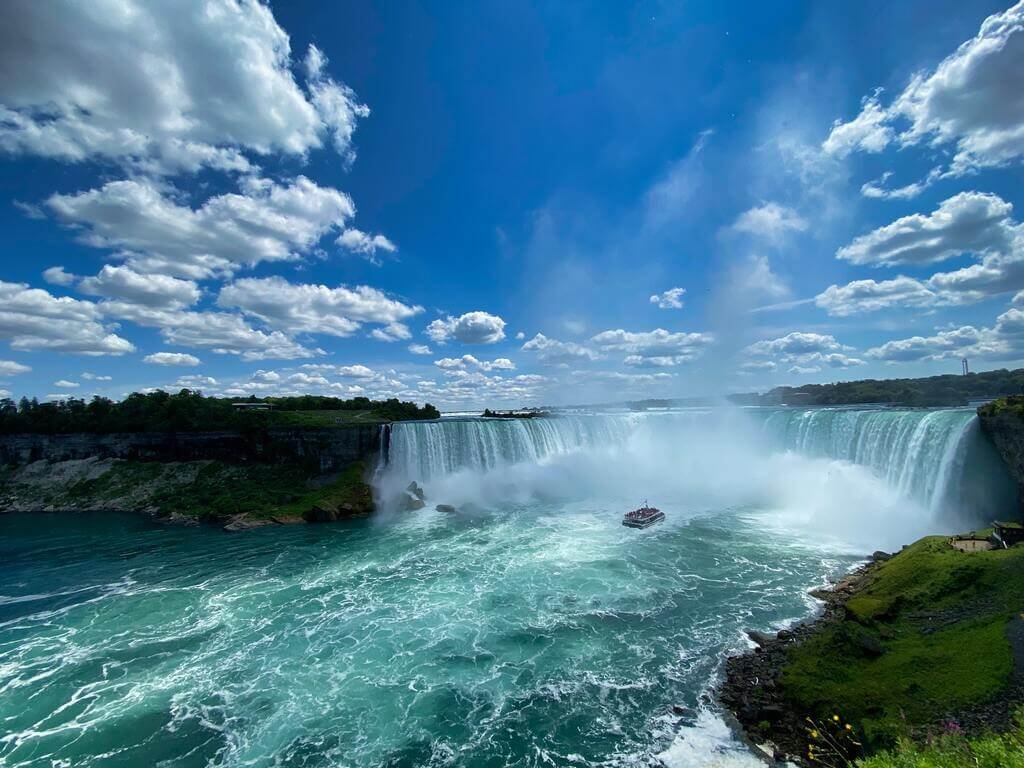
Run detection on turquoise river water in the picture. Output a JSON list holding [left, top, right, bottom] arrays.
[[0, 407, 1016, 767]]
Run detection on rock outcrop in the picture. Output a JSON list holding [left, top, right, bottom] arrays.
[[0, 425, 383, 473], [978, 398, 1024, 514]]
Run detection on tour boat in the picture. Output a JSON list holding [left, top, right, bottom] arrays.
[[622, 502, 665, 529]]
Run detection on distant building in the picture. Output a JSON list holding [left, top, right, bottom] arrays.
[[231, 402, 273, 411]]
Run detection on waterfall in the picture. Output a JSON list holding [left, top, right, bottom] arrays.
[[384, 415, 634, 481], [755, 407, 1013, 517], [382, 407, 1017, 521]]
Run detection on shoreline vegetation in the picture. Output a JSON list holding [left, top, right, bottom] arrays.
[[719, 534, 1024, 766]]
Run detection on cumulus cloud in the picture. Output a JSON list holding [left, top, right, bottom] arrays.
[[0, 0, 367, 174], [426, 311, 507, 345], [337, 228, 397, 264], [143, 352, 201, 366], [47, 176, 355, 279], [836, 192, 1015, 267], [824, 3, 1024, 186], [521, 333, 601, 365], [815, 276, 939, 316], [0, 281, 134, 355], [732, 202, 808, 242], [649, 287, 686, 309], [818, 192, 1024, 315], [42, 266, 75, 286], [79, 265, 199, 308], [865, 310, 1024, 363], [745, 332, 864, 369], [408, 343, 432, 355], [434, 355, 515, 372], [218, 276, 422, 340], [0, 360, 31, 376], [53, 379, 79, 388], [590, 328, 714, 366], [81, 372, 112, 381]]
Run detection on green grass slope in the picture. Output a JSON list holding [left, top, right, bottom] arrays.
[[781, 537, 1024, 750]]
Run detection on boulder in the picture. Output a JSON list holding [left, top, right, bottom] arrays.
[[406, 481, 426, 500], [746, 629, 775, 648], [304, 504, 338, 523], [871, 550, 892, 562], [400, 492, 425, 511], [436, 504, 457, 514]]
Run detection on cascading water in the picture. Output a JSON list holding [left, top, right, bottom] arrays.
[[385, 415, 634, 480], [756, 406, 1016, 521], [382, 406, 1017, 527]]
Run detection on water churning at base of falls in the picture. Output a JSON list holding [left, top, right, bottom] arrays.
[[0, 406, 1016, 768]]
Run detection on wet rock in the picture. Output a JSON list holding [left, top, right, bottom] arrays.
[[436, 504, 457, 514], [406, 481, 426, 500], [871, 550, 892, 562], [304, 504, 338, 523], [400, 492, 426, 511], [746, 629, 775, 647], [223, 514, 272, 531]]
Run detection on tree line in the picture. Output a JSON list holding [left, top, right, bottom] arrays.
[[0, 390, 440, 434], [730, 367, 1024, 407]]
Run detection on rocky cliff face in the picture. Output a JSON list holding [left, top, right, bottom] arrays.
[[978, 401, 1024, 515], [0, 425, 383, 472]]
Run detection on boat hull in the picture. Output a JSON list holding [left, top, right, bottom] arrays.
[[622, 512, 665, 529]]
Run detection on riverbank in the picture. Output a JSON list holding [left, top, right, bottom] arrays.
[[719, 535, 1024, 764], [0, 456, 375, 530]]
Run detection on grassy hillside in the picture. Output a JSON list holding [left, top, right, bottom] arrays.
[[781, 536, 1024, 751]]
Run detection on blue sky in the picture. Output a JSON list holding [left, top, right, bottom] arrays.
[[2, 0, 1024, 409]]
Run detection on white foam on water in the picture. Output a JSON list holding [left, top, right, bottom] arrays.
[[658, 709, 774, 768]]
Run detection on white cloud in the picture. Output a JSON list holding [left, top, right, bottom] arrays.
[[42, 266, 75, 286], [745, 332, 864, 369], [408, 343, 432, 355], [0, 360, 31, 376], [866, 304, 1024, 363], [590, 328, 714, 366], [426, 311, 507, 345], [79, 265, 199, 308], [156, 311, 319, 361], [824, 3, 1024, 180], [0, 281, 134, 356], [338, 228, 397, 264], [0, 0, 367, 174], [731, 202, 808, 242], [143, 352, 201, 366], [822, 94, 894, 157], [175, 375, 218, 388], [103, 300, 318, 361], [48, 176, 355, 279], [53, 379, 79, 388], [435, 355, 515, 373], [649, 287, 686, 310], [521, 333, 601, 364], [818, 193, 1024, 315], [836, 192, 1015, 267], [218, 276, 422, 340], [81, 372, 112, 381], [815, 276, 938, 316]]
